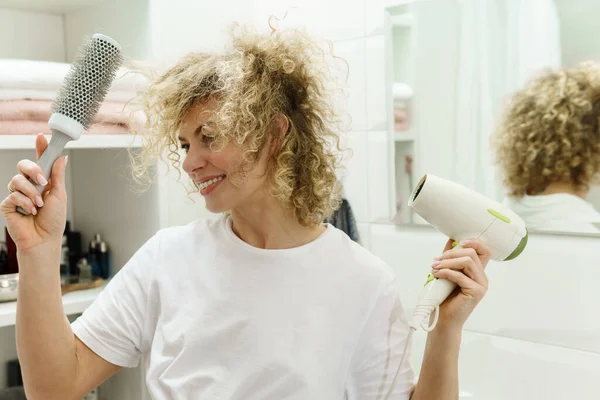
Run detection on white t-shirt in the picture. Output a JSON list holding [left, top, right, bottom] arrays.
[[71, 216, 415, 399], [503, 193, 600, 234]]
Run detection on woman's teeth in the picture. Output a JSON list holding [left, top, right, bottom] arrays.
[[199, 176, 224, 190]]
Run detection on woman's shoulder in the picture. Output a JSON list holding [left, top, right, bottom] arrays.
[[325, 226, 396, 284]]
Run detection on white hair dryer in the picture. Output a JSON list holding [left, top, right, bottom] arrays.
[[407, 173, 528, 331]]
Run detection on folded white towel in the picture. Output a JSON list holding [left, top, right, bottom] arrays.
[[0, 59, 148, 93]]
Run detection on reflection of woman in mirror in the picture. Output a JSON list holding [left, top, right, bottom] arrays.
[[492, 62, 600, 234]]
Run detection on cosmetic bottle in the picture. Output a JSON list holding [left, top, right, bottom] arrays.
[[0, 242, 7, 275], [6, 359, 22, 387], [4, 228, 17, 274], [89, 233, 100, 254], [88, 234, 102, 277], [64, 221, 82, 278], [83, 387, 99, 400], [98, 240, 110, 279], [77, 256, 93, 283]]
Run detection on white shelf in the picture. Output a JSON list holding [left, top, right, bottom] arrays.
[[395, 131, 416, 142], [0, 285, 104, 328], [0, 134, 142, 150]]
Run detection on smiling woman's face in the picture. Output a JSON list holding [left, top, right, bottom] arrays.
[[179, 98, 272, 214]]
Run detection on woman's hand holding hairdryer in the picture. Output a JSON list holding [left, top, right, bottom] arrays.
[[1, 134, 68, 253], [429, 238, 492, 331]]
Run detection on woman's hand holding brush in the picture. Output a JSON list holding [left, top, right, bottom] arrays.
[[1, 133, 68, 252]]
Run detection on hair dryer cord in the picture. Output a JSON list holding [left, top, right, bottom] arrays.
[[383, 327, 415, 400], [422, 305, 439, 332], [382, 305, 439, 399]]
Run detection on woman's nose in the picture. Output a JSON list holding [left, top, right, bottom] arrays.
[[182, 147, 208, 175]]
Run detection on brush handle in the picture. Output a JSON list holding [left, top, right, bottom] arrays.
[[16, 131, 71, 215]]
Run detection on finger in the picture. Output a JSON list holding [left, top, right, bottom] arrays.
[[49, 155, 68, 193], [460, 239, 492, 266], [3, 191, 37, 216], [439, 239, 492, 266], [9, 174, 45, 209], [16, 159, 48, 187], [432, 268, 487, 301], [437, 247, 481, 262], [35, 133, 48, 161], [432, 256, 487, 286]]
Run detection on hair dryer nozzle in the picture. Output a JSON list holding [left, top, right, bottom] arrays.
[[408, 174, 427, 205], [504, 228, 528, 260]]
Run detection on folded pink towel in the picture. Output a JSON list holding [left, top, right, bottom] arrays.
[[0, 120, 130, 135], [0, 99, 134, 126]]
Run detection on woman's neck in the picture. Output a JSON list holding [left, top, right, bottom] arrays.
[[532, 182, 588, 199], [229, 197, 326, 250]]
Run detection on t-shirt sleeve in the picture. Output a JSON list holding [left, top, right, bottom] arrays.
[[346, 279, 416, 399], [71, 233, 159, 368]]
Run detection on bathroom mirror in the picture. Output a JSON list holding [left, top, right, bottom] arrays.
[[382, 0, 600, 235]]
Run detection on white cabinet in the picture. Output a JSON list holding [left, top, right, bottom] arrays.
[[0, 141, 159, 400], [0, 0, 221, 398], [0, 139, 162, 399]]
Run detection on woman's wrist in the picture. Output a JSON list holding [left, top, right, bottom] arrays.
[[429, 310, 466, 334], [427, 319, 463, 343], [17, 241, 62, 270]]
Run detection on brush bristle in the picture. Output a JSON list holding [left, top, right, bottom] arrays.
[[52, 35, 123, 129]]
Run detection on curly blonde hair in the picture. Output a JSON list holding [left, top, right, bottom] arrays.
[[128, 23, 350, 226], [491, 62, 600, 197]]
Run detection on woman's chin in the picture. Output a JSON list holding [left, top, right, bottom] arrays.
[[204, 199, 230, 214], [204, 204, 222, 214]]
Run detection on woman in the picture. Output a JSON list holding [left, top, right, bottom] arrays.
[[1, 25, 490, 399], [492, 62, 600, 234]]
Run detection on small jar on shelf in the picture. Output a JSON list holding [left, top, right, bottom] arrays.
[[392, 82, 414, 134]]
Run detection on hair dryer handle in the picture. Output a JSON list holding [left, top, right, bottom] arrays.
[[410, 276, 457, 330]]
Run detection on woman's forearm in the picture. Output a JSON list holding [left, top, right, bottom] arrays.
[[410, 326, 462, 400], [16, 243, 78, 399]]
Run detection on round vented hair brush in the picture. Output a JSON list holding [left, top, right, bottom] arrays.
[[17, 33, 123, 215]]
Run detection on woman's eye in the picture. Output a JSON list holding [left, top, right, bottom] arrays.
[[180, 144, 190, 153]]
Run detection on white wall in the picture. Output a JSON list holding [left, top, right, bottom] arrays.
[[149, 0, 256, 61], [408, 0, 460, 187], [64, 0, 150, 62], [0, 8, 65, 61], [555, 0, 600, 67]]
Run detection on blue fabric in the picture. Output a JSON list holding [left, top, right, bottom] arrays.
[[325, 198, 360, 243]]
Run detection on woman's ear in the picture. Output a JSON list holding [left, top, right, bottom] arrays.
[[270, 113, 289, 154]]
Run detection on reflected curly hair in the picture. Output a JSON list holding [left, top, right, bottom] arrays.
[[128, 23, 350, 226], [491, 62, 600, 197]]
